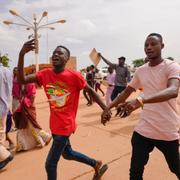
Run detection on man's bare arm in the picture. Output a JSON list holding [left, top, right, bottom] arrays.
[[84, 84, 106, 110], [99, 53, 115, 67], [107, 86, 135, 110], [100, 86, 134, 125], [142, 78, 179, 104], [18, 39, 38, 84], [115, 78, 180, 118]]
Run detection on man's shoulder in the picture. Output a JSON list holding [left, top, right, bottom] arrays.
[[134, 63, 148, 74], [65, 69, 84, 78], [164, 59, 179, 66], [65, 68, 78, 75], [39, 68, 52, 74]]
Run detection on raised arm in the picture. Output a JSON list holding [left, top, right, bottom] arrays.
[[98, 53, 115, 67], [18, 39, 38, 84]]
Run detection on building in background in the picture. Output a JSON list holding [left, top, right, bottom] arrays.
[[24, 56, 77, 74]]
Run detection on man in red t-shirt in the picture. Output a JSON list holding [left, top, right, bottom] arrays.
[[17, 39, 110, 180]]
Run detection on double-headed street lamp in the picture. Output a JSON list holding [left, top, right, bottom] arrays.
[[3, 9, 66, 71]]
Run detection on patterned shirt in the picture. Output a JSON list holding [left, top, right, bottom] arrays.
[[113, 65, 131, 87]]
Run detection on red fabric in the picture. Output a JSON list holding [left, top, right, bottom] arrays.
[[36, 68, 86, 136], [12, 76, 21, 99], [23, 83, 36, 107], [14, 83, 41, 129], [16, 83, 36, 111]]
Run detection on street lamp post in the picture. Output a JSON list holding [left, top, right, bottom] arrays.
[[3, 9, 66, 71]]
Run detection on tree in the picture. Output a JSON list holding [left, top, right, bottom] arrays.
[[132, 58, 144, 68], [0, 53, 10, 67]]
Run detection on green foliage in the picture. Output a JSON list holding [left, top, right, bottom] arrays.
[[0, 54, 10, 67], [132, 58, 144, 68]]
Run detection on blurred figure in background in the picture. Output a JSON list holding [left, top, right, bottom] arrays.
[[99, 54, 131, 101], [13, 82, 51, 152], [94, 68, 105, 97], [0, 60, 13, 170], [83, 66, 94, 106], [105, 66, 115, 106]]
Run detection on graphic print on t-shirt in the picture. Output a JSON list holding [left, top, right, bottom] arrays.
[[46, 82, 70, 109]]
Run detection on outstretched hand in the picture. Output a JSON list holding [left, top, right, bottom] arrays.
[[20, 39, 36, 55], [115, 103, 129, 117], [101, 108, 112, 126], [115, 99, 142, 118]]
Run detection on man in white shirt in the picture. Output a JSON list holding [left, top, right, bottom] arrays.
[[102, 33, 180, 179], [0, 61, 13, 169]]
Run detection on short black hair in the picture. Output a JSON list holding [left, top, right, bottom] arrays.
[[90, 64, 95, 68], [118, 56, 126, 61], [147, 33, 163, 42], [56, 45, 70, 59]]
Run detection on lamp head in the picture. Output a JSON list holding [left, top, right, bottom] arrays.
[[42, 11, 48, 17], [3, 20, 13, 25], [57, 19, 66, 23], [9, 9, 19, 16]]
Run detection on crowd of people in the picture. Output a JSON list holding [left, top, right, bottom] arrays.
[[0, 32, 180, 180], [83, 58, 131, 107]]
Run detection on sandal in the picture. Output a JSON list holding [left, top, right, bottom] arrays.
[[93, 163, 108, 180]]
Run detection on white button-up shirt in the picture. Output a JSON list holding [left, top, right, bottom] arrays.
[[0, 63, 12, 118]]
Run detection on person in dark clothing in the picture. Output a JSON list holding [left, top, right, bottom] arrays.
[[83, 66, 93, 105], [98, 54, 131, 101]]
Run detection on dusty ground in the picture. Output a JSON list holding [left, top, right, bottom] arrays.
[[0, 88, 178, 180]]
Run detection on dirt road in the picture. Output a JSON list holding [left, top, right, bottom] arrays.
[[0, 89, 177, 180]]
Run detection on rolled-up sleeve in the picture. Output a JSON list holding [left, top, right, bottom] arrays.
[[128, 70, 141, 90]]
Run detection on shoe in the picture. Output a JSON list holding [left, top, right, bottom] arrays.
[[93, 161, 108, 180], [0, 154, 13, 169]]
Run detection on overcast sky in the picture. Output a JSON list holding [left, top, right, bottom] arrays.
[[0, 0, 180, 69]]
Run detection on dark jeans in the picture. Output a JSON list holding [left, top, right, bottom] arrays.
[[111, 86, 126, 101], [130, 131, 180, 180], [45, 134, 97, 180]]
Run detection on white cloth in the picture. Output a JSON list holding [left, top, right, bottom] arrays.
[[0, 63, 12, 117]]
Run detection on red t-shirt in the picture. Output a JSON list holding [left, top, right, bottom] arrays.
[[36, 68, 86, 136]]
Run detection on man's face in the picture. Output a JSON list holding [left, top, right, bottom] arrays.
[[108, 67, 113, 73], [144, 36, 164, 59], [51, 47, 68, 68], [118, 59, 125, 66], [13, 68, 18, 75]]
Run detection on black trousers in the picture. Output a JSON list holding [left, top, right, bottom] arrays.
[[111, 86, 126, 101], [130, 131, 180, 180]]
